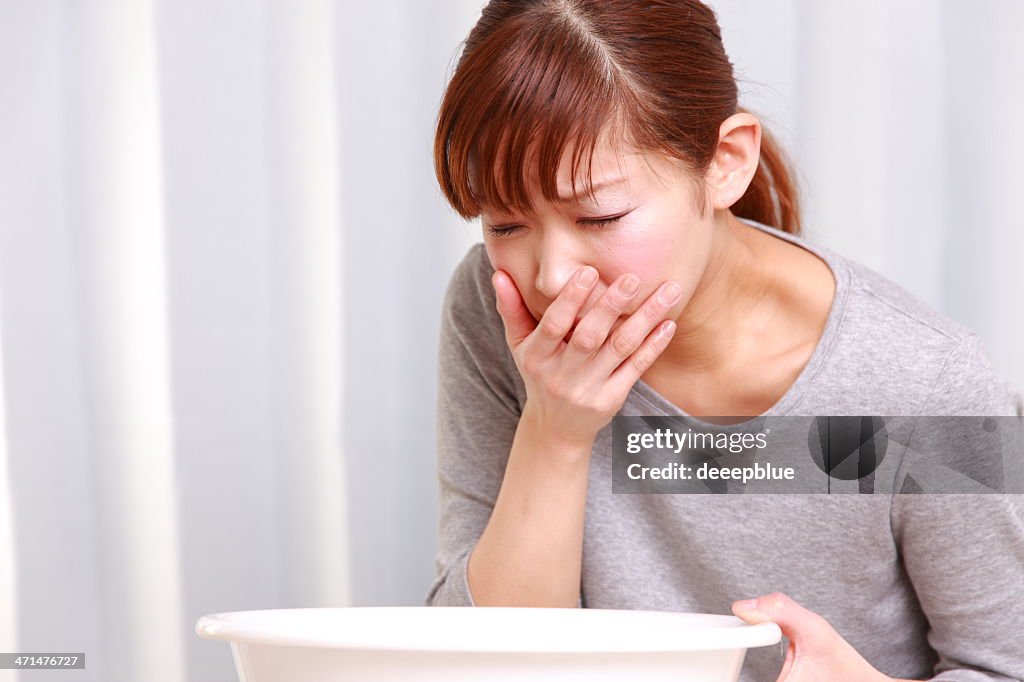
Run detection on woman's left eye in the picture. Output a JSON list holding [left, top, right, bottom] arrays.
[[580, 213, 628, 228], [486, 210, 632, 239]]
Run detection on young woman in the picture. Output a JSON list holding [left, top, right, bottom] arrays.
[[425, 2, 1024, 680]]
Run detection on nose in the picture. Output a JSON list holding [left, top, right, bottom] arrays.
[[533, 230, 589, 302]]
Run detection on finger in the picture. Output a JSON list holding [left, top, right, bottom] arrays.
[[603, 319, 676, 399], [529, 265, 599, 355], [492, 270, 538, 347], [779, 639, 796, 679], [594, 280, 682, 378], [560, 272, 641, 366], [731, 592, 834, 651]]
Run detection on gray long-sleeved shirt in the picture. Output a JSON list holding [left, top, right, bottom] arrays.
[[427, 217, 1024, 681]]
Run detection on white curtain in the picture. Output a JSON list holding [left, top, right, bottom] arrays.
[[0, 1, 1020, 682], [709, 0, 1024, 386]]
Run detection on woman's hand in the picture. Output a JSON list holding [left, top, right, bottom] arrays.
[[732, 592, 910, 682], [492, 265, 680, 448]]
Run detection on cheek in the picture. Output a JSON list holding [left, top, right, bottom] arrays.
[[485, 245, 541, 318], [607, 241, 674, 278], [595, 229, 695, 303], [485, 243, 524, 286], [589, 225, 708, 315], [483, 242, 503, 272]]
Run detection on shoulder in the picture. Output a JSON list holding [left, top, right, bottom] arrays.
[[440, 242, 507, 353], [835, 254, 1021, 416], [745, 218, 1021, 416], [442, 243, 494, 312], [845, 258, 973, 342], [439, 243, 527, 410]]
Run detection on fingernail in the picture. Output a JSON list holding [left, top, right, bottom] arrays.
[[737, 610, 770, 623], [733, 599, 759, 613], [619, 274, 639, 296], [733, 599, 771, 623], [658, 281, 681, 304], [577, 267, 597, 288]]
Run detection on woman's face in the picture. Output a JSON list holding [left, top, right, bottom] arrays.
[[481, 137, 716, 337]]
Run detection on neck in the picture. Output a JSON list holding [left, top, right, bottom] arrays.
[[655, 211, 780, 374]]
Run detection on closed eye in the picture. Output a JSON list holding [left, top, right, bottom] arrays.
[[580, 213, 626, 228], [485, 224, 523, 238], [486, 209, 634, 238]]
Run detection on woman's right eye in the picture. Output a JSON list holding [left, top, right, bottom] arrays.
[[486, 225, 522, 238]]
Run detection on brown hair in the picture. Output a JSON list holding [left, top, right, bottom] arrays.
[[433, 0, 802, 235]]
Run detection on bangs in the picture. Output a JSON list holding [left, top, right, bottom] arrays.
[[434, 11, 654, 219]]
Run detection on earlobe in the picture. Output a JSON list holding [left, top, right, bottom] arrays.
[[707, 112, 762, 210]]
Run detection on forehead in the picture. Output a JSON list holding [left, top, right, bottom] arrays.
[[476, 131, 673, 215]]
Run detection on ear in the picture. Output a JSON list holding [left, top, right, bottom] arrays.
[[705, 112, 761, 210]]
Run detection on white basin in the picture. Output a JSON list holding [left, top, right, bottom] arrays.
[[196, 607, 781, 681]]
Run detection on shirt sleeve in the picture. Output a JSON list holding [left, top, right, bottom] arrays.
[[891, 333, 1024, 680], [425, 245, 525, 607]]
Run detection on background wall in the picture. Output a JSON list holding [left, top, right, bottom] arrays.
[[0, 1, 1020, 681]]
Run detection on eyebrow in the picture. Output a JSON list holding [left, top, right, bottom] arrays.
[[555, 176, 628, 204], [481, 176, 631, 226]]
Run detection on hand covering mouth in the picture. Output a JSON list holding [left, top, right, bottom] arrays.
[[563, 316, 629, 345], [563, 319, 581, 344]]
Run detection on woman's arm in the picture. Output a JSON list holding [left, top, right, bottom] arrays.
[[891, 493, 1024, 681], [428, 246, 594, 608], [466, 407, 592, 607], [426, 246, 522, 607], [893, 333, 1024, 680]]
